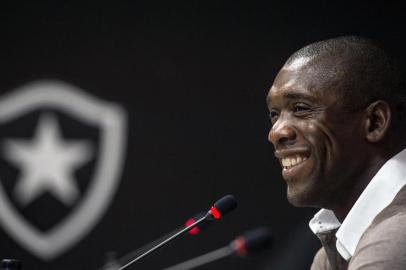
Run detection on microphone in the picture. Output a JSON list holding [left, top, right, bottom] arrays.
[[210, 195, 237, 220], [162, 227, 272, 270], [116, 195, 237, 270]]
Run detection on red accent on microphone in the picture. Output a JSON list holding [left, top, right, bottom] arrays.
[[233, 236, 248, 257], [210, 206, 221, 219], [185, 218, 200, 235]]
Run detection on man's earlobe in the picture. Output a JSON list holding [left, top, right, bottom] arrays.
[[364, 100, 391, 143]]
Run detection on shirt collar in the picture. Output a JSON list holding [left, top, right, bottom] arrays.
[[309, 147, 406, 261], [309, 209, 340, 234]]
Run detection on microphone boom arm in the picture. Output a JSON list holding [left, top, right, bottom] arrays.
[[162, 245, 234, 270], [117, 211, 212, 270]]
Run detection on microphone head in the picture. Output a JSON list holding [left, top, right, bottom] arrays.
[[210, 194, 237, 219], [231, 227, 272, 257]]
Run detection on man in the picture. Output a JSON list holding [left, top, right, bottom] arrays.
[[267, 36, 406, 269]]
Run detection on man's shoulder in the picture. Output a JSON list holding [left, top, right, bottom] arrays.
[[349, 192, 406, 269], [370, 184, 406, 228], [362, 210, 406, 243], [358, 184, 406, 245]]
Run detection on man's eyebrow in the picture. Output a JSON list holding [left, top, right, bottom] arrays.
[[283, 92, 316, 101], [266, 91, 317, 107]]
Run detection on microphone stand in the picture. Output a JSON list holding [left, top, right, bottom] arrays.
[[117, 211, 212, 270], [162, 245, 234, 270]]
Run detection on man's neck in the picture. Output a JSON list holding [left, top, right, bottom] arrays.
[[332, 156, 389, 222]]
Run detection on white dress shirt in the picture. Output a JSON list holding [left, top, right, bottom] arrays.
[[309, 147, 406, 261]]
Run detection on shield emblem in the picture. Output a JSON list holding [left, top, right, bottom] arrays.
[[0, 80, 127, 260]]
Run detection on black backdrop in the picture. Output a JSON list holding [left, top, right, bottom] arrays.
[[0, 1, 405, 269]]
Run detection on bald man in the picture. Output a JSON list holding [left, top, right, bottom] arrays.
[[267, 36, 406, 269]]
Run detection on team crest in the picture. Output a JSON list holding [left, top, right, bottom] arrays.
[[0, 80, 127, 260]]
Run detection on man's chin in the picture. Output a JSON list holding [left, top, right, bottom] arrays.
[[287, 195, 308, 207], [286, 186, 319, 208]]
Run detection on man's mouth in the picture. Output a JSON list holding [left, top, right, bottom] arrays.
[[274, 148, 311, 178], [280, 154, 308, 170]]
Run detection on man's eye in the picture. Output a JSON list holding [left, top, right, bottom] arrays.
[[294, 104, 311, 113], [269, 111, 279, 121]]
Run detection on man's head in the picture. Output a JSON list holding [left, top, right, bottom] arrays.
[[267, 36, 406, 209]]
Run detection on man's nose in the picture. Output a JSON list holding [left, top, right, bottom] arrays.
[[268, 118, 296, 145]]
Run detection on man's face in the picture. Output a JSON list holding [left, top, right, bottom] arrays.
[[267, 57, 367, 208]]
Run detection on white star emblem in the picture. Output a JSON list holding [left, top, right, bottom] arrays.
[[2, 114, 93, 206]]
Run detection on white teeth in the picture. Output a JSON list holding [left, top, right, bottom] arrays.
[[281, 155, 308, 170], [296, 156, 302, 164]]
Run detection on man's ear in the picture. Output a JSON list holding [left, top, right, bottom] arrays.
[[364, 100, 391, 143]]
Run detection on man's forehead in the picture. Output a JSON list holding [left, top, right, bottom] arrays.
[[273, 56, 316, 89], [267, 55, 344, 106], [267, 57, 314, 101]]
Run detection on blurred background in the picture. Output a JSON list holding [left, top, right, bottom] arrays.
[[0, 1, 405, 269]]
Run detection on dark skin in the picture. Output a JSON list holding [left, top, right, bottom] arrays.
[[267, 55, 393, 222]]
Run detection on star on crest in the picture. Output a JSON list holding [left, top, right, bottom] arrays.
[[2, 113, 93, 206]]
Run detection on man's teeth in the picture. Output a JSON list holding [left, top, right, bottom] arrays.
[[281, 155, 307, 169]]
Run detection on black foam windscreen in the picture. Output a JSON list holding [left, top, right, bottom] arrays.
[[242, 227, 272, 253], [213, 194, 237, 216]]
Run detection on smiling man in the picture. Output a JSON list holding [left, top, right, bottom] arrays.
[[267, 36, 406, 269]]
